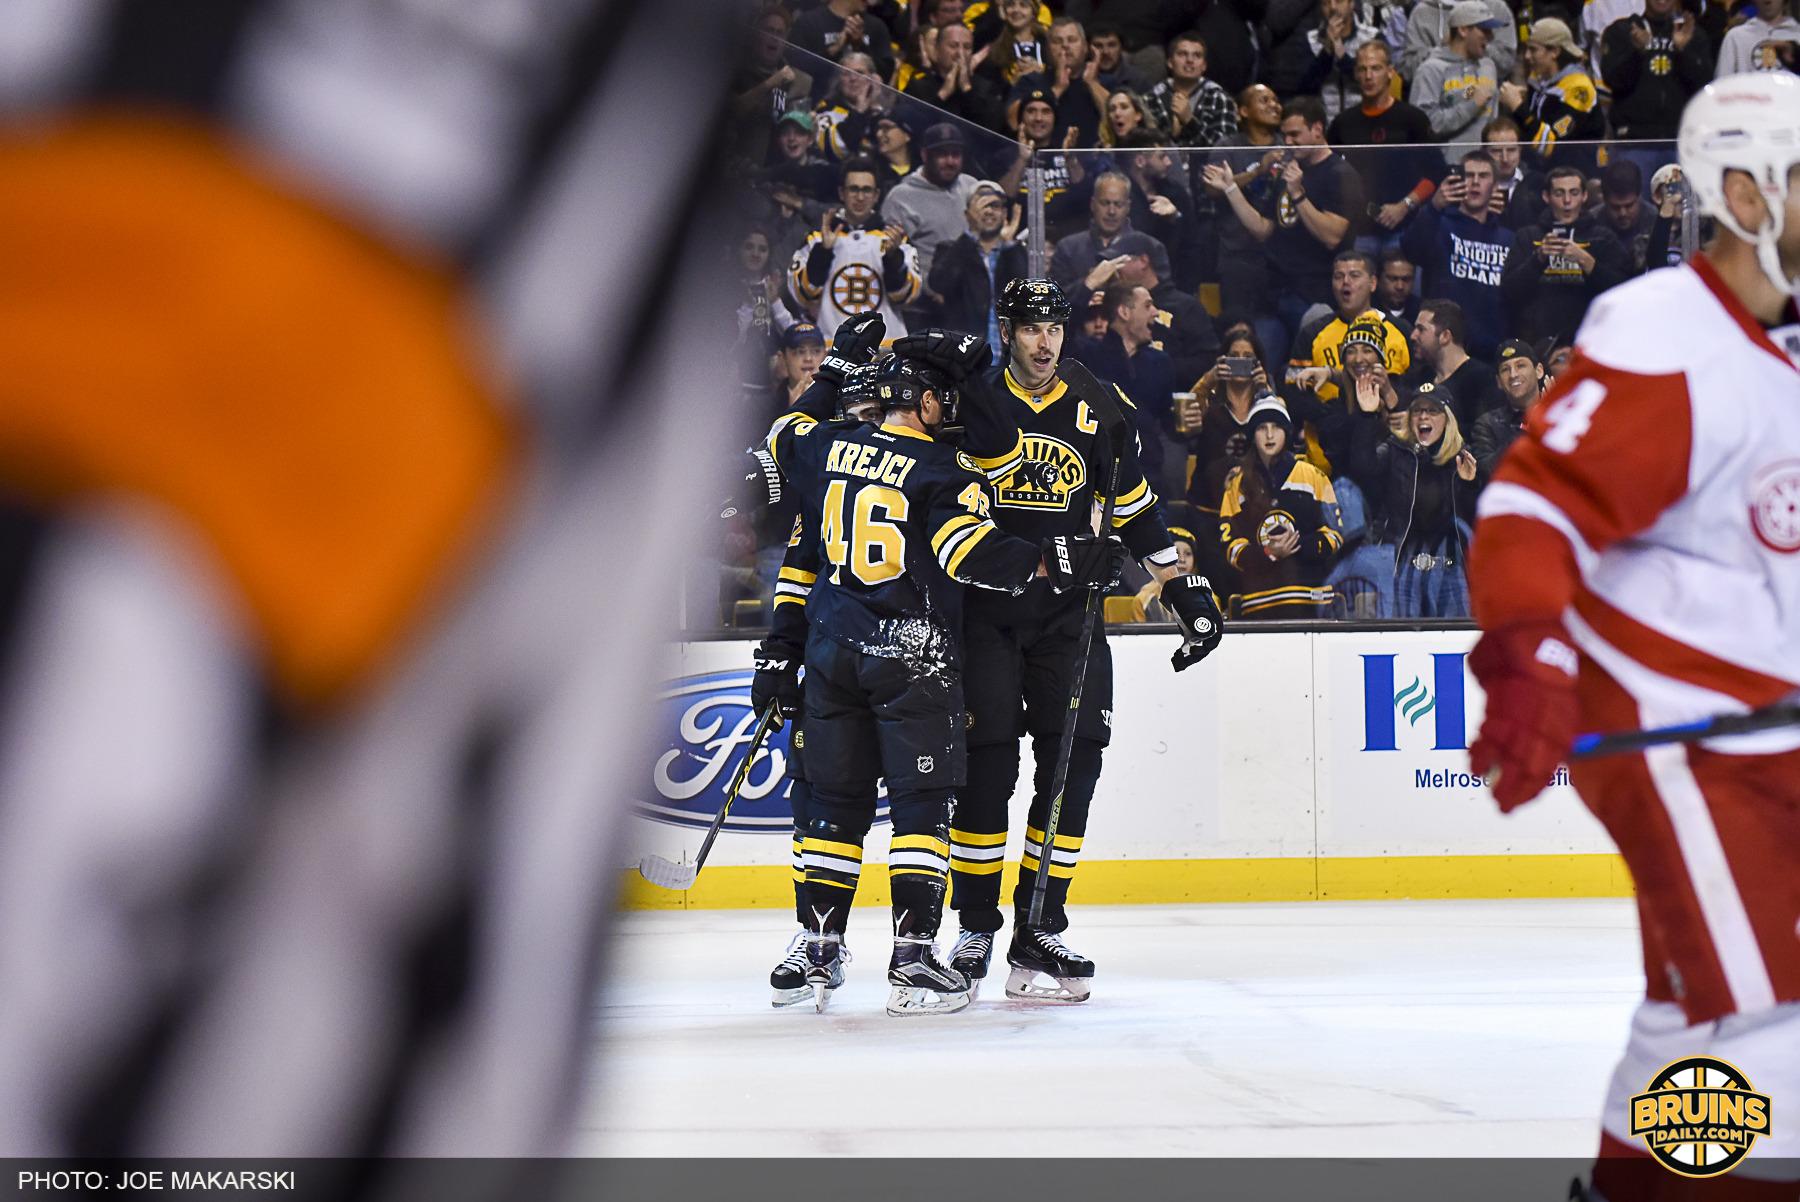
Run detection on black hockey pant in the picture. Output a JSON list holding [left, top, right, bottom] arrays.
[[952, 601, 1110, 936], [800, 634, 961, 939]]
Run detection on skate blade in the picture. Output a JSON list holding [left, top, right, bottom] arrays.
[[811, 981, 835, 1013], [771, 984, 811, 1008], [885, 984, 971, 1016], [1004, 965, 1091, 1004]]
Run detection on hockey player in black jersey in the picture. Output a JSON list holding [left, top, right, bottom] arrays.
[[895, 280, 1224, 1004], [774, 351, 1125, 1015], [748, 320, 889, 1006]]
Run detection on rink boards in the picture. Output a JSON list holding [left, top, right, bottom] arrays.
[[621, 628, 1629, 909]]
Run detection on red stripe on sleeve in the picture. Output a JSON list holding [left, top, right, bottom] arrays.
[[1493, 354, 1693, 551]]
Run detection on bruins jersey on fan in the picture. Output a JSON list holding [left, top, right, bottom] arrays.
[[1516, 64, 1603, 163], [777, 417, 1042, 665], [959, 368, 1175, 568]]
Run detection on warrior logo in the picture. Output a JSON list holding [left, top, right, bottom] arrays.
[[1628, 1056, 1771, 1177], [996, 434, 1085, 510], [830, 262, 882, 314], [1750, 460, 1800, 553]]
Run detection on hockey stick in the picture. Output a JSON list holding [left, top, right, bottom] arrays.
[[638, 702, 781, 891], [1570, 697, 1800, 760], [1027, 360, 1128, 928]]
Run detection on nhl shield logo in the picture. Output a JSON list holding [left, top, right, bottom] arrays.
[[917, 755, 934, 773]]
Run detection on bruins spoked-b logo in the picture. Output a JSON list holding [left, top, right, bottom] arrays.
[[830, 262, 882, 314], [997, 434, 1085, 510], [1629, 1056, 1771, 1177]]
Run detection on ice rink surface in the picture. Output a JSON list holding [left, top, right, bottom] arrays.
[[576, 898, 1644, 1157]]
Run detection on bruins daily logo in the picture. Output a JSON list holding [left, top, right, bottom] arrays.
[[996, 434, 1085, 510], [1628, 1056, 1771, 1177]]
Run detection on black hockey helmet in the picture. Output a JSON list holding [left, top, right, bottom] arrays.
[[876, 355, 958, 427], [834, 355, 889, 421], [996, 277, 1072, 327]]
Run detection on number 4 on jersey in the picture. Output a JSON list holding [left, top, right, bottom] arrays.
[[1542, 379, 1607, 454]]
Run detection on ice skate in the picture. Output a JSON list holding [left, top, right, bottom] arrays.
[[885, 936, 971, 1016], [948, 929, 994, 1000], [1004, 924, 1094, 1003], [805, 932, 847, 1013], [769, 928, 811, 1007]]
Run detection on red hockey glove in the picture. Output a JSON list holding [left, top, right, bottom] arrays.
[[1468, 620, 1580, 813]]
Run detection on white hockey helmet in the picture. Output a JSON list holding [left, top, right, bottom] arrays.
[[1679, 73, 1800, 295]]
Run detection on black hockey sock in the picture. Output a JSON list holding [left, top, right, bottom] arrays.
[[801, 817, 865, 935], [1013, 736, 1102, 934], [949, 741, 1019, 934]]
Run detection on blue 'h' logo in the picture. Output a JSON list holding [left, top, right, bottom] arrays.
[[1362, 654, 1466, 751]]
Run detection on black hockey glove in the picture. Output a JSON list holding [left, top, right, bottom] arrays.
[[892, 329, 993, 382], [1162, 575, 1224, 672], [815, 312, 887, 386], [1041, 534, 1128, 594], [751, 644, 802, 729]]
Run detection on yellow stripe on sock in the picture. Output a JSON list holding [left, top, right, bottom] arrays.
[[802, 837, 864, 862]]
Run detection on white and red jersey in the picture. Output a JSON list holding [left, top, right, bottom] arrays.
[[1470, 254, 1800, 1028], [1476, 255, 1800, 735]]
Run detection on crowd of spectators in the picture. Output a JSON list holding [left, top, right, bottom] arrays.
[[720, 0, 1752, 626]]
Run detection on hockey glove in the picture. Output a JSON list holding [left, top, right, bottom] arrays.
[[815, 312, 887, 386], [751, 645, 802, 730], [892, 329, 993, 382], [1041, 534, 1127, 594], [1162, 575, 1224, 672], [1468, 620, 1580, 813]]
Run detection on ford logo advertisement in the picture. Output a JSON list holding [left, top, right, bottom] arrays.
[[642, 670, 889, 832]]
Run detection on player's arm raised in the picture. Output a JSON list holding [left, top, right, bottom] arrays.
[[765, 313, 888, 467]]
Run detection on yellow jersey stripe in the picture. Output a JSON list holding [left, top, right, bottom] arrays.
[[950, 829, 1008, 847], [945, 522, 995, 579], [931, 513, 980, 554], [968, 429, 1025, 473], [778, 566, 818, 584]]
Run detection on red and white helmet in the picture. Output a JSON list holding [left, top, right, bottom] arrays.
[[1679, 73, 1800, 295]]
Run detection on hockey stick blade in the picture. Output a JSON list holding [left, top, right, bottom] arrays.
[[636, 854, 700, 891], [635, 703, 781, 891]]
